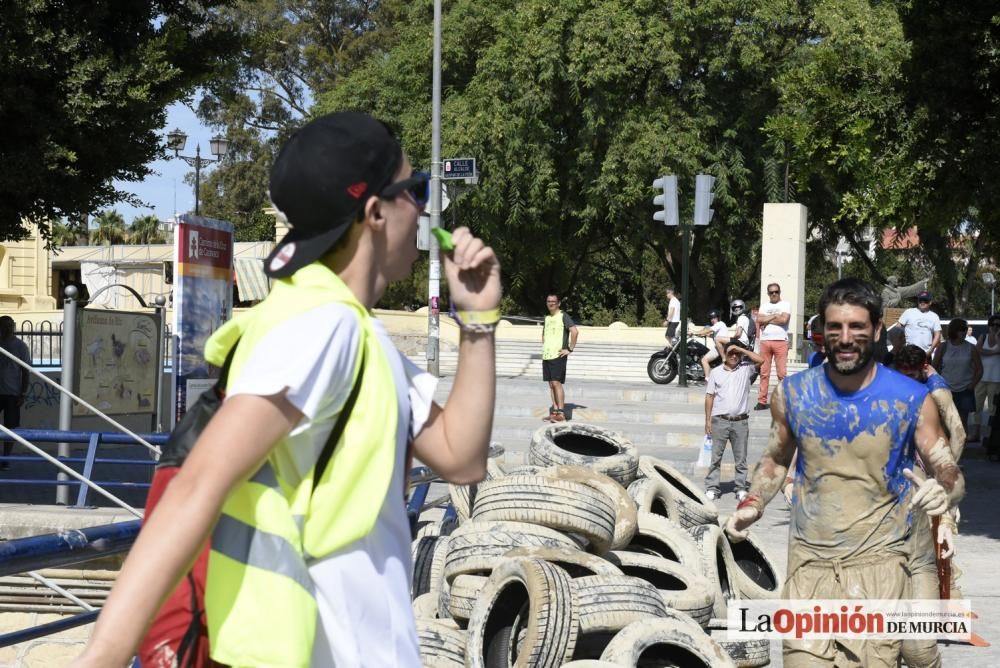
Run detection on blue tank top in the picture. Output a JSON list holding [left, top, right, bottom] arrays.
[[782, 364, 928, 572], [925, 372, 949, 394]]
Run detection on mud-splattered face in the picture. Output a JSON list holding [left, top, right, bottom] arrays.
[[822, 302, 877, 376]]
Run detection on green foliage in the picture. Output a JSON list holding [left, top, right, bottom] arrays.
[[128, 215, 166, 245], [89, 210, 128, 246], [320, 0, 807, 320], [0, 0, 241, 242]]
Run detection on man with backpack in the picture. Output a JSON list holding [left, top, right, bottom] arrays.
[[76, 112, 502, 668]]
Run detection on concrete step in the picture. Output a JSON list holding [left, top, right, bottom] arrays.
[[491, 402, 774, 427]]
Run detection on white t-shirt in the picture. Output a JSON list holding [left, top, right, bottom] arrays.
[[709, 321, 727, 338], [898, 307, 941, 352], [668, 297, 681, 323], [735, 314, 751, 345], [706, 363, 755, 417], [759, 300, 790, 341], [227, 303, 436, 667]]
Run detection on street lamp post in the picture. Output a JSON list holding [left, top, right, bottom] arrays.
[[984, 272, 996, 314], [166, 129, 229, 216]]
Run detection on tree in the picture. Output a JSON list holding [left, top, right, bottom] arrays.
[[0, 0, 241, 242], [49, 220, 87, 248], [319, 0, 810, 321], [194, 0, 386, 241], [129, 215, 166, 245], [90, 211, 128, 246]]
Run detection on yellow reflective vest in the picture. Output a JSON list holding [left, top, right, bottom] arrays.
[[201, 262, 398, 667]]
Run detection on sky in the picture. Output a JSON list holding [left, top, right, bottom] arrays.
[[110, 102, 222, 225]]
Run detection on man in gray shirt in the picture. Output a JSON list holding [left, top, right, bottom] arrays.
[[0, 316, 30, 470], [704, 343, 764, 501]]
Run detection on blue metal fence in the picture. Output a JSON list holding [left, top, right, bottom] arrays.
[[0, 430, 167, 507]]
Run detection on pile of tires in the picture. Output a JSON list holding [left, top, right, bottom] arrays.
[[410, 422, 782, 667]]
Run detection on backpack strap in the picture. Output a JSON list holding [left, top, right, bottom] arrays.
[[312, 343, 367, 490]]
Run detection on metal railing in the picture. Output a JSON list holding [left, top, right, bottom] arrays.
[[0, 429, 166, 511], [15, 320, 173, 368]]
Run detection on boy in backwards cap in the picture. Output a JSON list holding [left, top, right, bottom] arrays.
[[76, 112, 502, 667]]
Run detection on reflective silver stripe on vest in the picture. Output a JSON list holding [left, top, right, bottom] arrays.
[[213, 514, 314, 595]]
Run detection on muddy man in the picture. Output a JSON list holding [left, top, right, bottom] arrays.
[[726, 278, 964, 668]]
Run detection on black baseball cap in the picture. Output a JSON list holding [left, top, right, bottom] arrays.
[[917, 290, 932, 302], [264, 112, 403, 278]]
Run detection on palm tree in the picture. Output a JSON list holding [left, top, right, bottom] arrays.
[[89, 210, 127, 245], [129, 214, 166, 244], [50, 220, 86, 247]]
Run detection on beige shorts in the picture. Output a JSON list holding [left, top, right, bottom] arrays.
[[782, 554, 909, 668]]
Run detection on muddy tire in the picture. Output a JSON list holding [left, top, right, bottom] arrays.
[[605, 551, 714, 626], [637, 456, 718, 529], [412, 534, 440, 598], [416, 618, 467, 667], [466, 557, 578, 668], [688, 523, 742, 619], [621, 512, 702, 573], [707, 622, 772, 668], [446, 574, 486, 622], [560, 662, 621, 667], [503, 545, 623, 579], [529, 423, 639, 486], [443, 521, 579, 582], [449, 458, 504, 521], [470, 475, 617, 553], [599, 617, 737, 667], [627, 477, 682, 526], [535, 465, 638, 550], [572, 574, 668, 634], [727, 531, 783, 601], [413, 592, 448, 620], [415, 512, 459, 540]]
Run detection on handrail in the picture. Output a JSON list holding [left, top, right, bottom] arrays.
[[0, 521, 141, 578], [0, 346, 160, 457], [0, 426, 143, 517]]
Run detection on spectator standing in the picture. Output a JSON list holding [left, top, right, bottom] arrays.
[[542, 294, 578, 423], [0, 316, 30, 471], [692, 310, 727, 378], [933, 318, 982, 441], [897, 290, 942, 355], [972, 315, 1000, 442], [704, 343, 764, 501], [754, 283, 791, 410], [662, 287, 681, 346]]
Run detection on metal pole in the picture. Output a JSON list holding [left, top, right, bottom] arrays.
[[837, 254, 843, 280], [194, 145, 201, 216], [57, 286, 78, 505], [678, 222, 690, 388], [153, 296, 166, 434], [426, 0, 443, 377]]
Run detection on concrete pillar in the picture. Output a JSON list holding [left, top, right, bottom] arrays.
[[761, 203, 808, 362]]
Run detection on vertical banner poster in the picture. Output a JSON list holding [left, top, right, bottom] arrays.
[[172, 215, 234, 427]]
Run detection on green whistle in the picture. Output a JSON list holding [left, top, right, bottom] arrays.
[[431, 227, 454, 251]]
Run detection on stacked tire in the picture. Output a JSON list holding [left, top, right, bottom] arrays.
[[409, 422, 781, 667]]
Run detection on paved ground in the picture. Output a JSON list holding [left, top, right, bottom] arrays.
[[435, 374, 1000, 665]]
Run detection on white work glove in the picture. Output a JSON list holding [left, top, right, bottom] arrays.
[[724, 506, 760, 543], [903, 468, 948, 516], [937, 521, 955, 560]]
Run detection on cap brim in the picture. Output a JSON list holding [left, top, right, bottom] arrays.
[[264, 220, 352, 278]]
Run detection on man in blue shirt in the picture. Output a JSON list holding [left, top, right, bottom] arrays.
[[727, 278, 964, 668]]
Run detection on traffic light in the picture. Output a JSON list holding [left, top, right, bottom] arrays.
[[652, 176, 679, 227], [693, 174, 715, 226]]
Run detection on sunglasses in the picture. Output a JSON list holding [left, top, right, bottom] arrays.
[[768, 290, 780, 295], [379, 171, 430, 208]]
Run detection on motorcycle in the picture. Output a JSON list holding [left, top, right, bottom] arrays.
[[647, 338, 717, 384]]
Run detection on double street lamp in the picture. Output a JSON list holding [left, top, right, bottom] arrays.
[[166, 128, 229, 216]]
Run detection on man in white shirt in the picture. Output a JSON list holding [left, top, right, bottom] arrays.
[[704, 343, 764, 501], [898, 290, 942, 354], [755, 282, 791, 410], [662, 287, 681, 346], [692, 310, 728, 378]]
